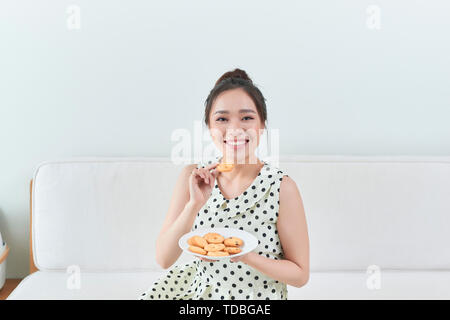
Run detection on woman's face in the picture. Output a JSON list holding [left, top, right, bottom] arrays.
[[208, 88, 265, 164]]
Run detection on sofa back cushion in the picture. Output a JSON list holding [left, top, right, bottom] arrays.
[[32, 156, 450, 272]]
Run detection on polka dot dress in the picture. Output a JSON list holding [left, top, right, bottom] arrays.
[[139, 155, 289, 300]]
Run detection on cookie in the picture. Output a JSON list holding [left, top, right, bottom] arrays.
[[204, 243, 225, 252], [217, 163, 234, 172], [188, 245, 207, 255], [204, 232, 225, 244], [224, 237, 244, 247], [224, 247, 242, 254], [188, 235, 208, 248], [207, 251, 230, 257]]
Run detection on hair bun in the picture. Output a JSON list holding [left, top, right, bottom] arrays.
[[215, 68, 253, 86]]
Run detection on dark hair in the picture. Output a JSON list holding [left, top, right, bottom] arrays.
[[203, 68, 268, 128]]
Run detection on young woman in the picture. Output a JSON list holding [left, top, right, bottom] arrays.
[[139, 68, 309, 300]]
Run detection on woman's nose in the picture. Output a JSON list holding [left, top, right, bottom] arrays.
[[225, 127, 246, 137]]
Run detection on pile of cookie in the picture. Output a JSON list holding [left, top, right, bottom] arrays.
[[187, 232, 244, 257]]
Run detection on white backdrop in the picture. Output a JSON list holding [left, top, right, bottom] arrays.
[[0, 0, 449, 278]]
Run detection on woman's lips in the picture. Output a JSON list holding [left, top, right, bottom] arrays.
[[224, 139, 250, 149]]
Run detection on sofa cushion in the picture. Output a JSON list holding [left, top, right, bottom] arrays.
[[7, 271, 163, 300], [8, 270, 450, 300], [281, 155, 450, 270], [32, 158, 188, 272], [288, 270, 450, 299], [31, 156, 450, 272]]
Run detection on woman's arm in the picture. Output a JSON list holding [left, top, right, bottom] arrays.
[[231, 175, 310, 288], [155, 164, 202, 269]]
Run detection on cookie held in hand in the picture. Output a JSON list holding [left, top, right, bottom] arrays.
[[217, 163, 234, 172]]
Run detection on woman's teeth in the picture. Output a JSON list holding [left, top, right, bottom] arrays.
[[224, 139, 250, 149], [226, 140, 247, 146]]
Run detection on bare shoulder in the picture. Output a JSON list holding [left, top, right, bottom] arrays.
[[277, 174, 310, 284], [279, 175, 305, 216], [279, 175, 300, 197]]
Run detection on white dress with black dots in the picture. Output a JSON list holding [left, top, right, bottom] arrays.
[[139, 155, 289, 300]]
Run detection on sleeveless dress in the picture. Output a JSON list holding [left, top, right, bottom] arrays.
[[138, 155, 289, 300]]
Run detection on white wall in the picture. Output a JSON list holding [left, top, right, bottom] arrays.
[[1, 0, 449, 278]]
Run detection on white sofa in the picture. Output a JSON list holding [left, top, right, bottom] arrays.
[[8, 156, 450, 299]]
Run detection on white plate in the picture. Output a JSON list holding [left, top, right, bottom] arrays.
[[178, 227, 258, 261]]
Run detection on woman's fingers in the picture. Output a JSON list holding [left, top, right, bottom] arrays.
[[194, 169, 207, 184], [205, 163, 219, 171], [199, 256, 216, 262], [210, 169, 219, 179], [199, 167, 215, 185], [194, 163, 220, 186], [192, 169, 202, 183], [198, 170, 207, 183], [209, 169, 217, 188], [202, 169, 211, 184]]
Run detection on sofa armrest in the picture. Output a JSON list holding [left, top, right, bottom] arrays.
[[0, 244, 10, 264]]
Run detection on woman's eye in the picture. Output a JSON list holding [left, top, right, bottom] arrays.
[[243, 116, 254, 121]]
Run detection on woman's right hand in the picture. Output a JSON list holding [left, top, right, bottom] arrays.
[[188, 163, 220, 209]]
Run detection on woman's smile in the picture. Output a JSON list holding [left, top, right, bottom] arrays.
[[224, 138, 250, 150]]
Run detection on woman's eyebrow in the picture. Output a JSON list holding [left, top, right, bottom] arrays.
[[214, 109, 256, 115]]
